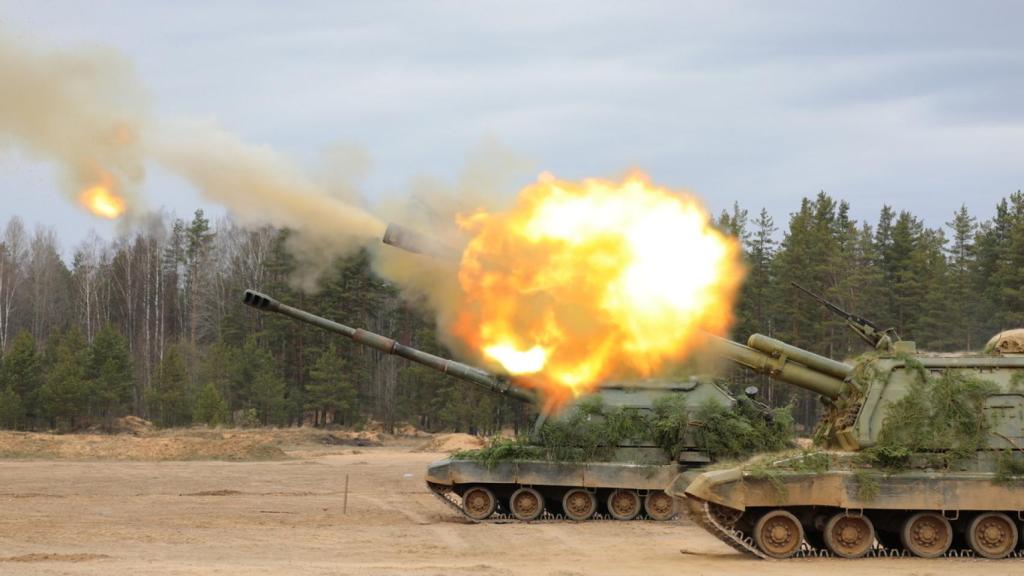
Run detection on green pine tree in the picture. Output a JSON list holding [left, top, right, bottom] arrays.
[[305, 345, 358, 426], [946, 205, 978, 349], [0, 331, 41, 423], [38, 328, 90, 429], [252, 369, 286, 426], [193, 382, 229, 426], [87, 325, 135, 427], [199, 341, 241, 412], [0, 387, 24, 429], [148, 346, 192, 427]]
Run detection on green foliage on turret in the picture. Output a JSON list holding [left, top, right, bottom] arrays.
[[860, 367, 998, 470], [691, 397, 794, 460], [455, 395, 794, 466], [650, 396, 691, 458]]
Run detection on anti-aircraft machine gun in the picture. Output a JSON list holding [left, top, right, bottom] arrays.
[[790, 282, 901, 351]]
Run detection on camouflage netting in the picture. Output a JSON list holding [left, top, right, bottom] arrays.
[[454, 395, 794, 467], [986, 329, 1024, 354]]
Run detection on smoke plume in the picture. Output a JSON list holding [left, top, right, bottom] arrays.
[[0, 29, 547, 369], [0, 32, 146, 213], [152, 120, 385, 286], [371, 139, 529, 348], [0, 29, 388, 282]]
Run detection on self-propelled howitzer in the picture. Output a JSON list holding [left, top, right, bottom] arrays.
[[670, 293, 1024, 560], [243, 289, 779, 523]]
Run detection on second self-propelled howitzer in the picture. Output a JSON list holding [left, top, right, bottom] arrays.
[[669, 288, 1024, 560], [243, 289, 780, 523]]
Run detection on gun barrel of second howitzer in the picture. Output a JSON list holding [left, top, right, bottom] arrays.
[[706, 334, 849, 400], [746, 334, 853, 381], [242, 290, 535, 403]]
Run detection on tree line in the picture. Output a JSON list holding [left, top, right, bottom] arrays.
[[720, 191, 1024, 424], [0, 190, 1021, 433]]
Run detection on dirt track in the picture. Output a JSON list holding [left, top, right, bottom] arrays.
[[0, 440, 1005, 575]]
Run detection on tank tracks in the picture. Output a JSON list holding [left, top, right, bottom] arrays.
[[687, 497, 1024, 559], [432, 485, 1024, 557], [689, 499, 768, 558], [427, 482, 669, 523]]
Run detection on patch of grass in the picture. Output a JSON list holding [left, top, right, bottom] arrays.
[[454, 394, 795, 466], [1010, 371, 1024, 392], [746, 464, 788, 502], [854, 470, 880, 501], [691, 398, 794, 460], [651, 395, 691, 458], [453, 437, 545, 469], [741, 450, 830, 502], [994, 450, 1024, 484], [856, 445, 911, 471], [862, 368, 998, 471]]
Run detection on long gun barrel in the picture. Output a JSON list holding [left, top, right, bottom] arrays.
[[242, 290, 536, 403], [706, 334, 850, 400], [746, 334, 853, 381]]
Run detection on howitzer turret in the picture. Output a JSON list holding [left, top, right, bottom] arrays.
[[243, 290, 535, 404], [672, 287, 1024, 560]]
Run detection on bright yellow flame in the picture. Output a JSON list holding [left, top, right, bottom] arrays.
[[483, 343, 548, 374], [78, 176, 127, 220], [453, 172, 744, 397]]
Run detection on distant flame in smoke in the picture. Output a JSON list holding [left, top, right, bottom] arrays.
[[78, 172, 127, 219], [454, 172, 744, 398]]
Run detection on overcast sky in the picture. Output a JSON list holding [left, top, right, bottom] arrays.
[[1, 1, 1022, 252]]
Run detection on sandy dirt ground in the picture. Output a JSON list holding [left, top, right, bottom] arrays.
[[0, 432, 1008, 575]]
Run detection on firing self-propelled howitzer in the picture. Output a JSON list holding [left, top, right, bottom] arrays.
[[244, 288, 768, 523], [669, 286, 1024, 560]]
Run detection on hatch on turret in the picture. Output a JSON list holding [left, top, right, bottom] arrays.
[[985, 394, 1024, 448]]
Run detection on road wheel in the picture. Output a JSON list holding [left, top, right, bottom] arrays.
[[644, 490, 677, 521], [606, 489, 641, 521], [753, 509, 804, 559], [509, 487, 544, 521], [462, 486, 496, 520], [966, 512, 1018, 559], [561, 489, 597, 521], [823, 512, 875, 558], [901, 512, 952, 558]]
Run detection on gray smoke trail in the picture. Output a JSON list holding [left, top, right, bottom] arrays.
[[0, 31, 146, 212], [0, 29, 384, 278]]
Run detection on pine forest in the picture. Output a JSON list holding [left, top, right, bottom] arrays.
[[0, 190, 1022, 434]]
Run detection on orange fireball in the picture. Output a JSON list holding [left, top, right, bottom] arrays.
[[78, 172, 127, 219], [454, 172, 744, 397]]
